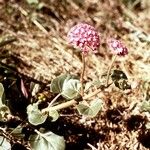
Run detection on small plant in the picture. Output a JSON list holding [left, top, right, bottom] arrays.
[[26, 23, 130, 125], [0, 23, 131, 150]]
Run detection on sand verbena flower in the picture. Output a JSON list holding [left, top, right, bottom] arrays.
[[67, 23, 100, 54], [107, 38, 128, 56], [67, 23, 100, 97], [106, 38, 128, 86]]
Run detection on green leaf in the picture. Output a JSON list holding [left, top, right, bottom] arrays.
[[50, 74, 81, 99], [141, 100, 150, 112], [0, 83, 4, 107], [50, 74, 70, 94], [0, 106, 10, 122], [37, 2, 45, 10], [48, 110, 59, 122], [27, 103, 48, 126], [26, 0, 39, 5], [29, 131, 65, 150], [10, 126, 24, 139], [77, 99, 103, 117], [0, 136, 11, 150], [61, 79, 81, 99]]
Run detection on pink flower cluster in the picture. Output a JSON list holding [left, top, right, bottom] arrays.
[[67, 23, 128, 56], [67, 23, 100, 54], [107, 38, 128, 56]]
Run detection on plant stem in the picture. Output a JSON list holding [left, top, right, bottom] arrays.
[[44, 99, 77, 112], [83, 83, 112, 100], [43, 83, 112, 112], [80, 53, 86, 97], [43, 83, 113, 112], [48, 93, 61, 107], [106, 55, 117, 86], [83, 89, 101, 100]]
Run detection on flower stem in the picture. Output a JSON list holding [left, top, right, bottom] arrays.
[[44, 100, 77, 112], [80, 53, 86, 97], [48, 93, 61, 107], [43, 83, 112, 112], [83, 89, 101, 100], [106, 55, 117, 86]]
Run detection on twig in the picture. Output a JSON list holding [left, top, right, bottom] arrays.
[[32, 19, 48, 34], [0, 36, 17, 47], [19, 6, 48, 34], [0, 127, 12, 142]]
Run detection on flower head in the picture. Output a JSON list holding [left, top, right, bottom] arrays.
[[107, 38, 128, 56], [67, 23, 100, 54]]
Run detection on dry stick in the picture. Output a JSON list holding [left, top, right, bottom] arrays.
[[0, 36, 17, 47], [80, 53, 86, 97], [32, 19, 48, 34], [19, 6, 48, 34], [106, 54, 117, 86]]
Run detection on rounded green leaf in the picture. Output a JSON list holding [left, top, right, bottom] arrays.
[[0, 136, 11, 150], [50, 74, 68, 94], [29, 131, 65, 150], [61, 79, 81, 99], [50, 74, 81, 99], [48, 110, 59, 122], [77, 99, 103, 117], [27, 104, 48, 126]]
